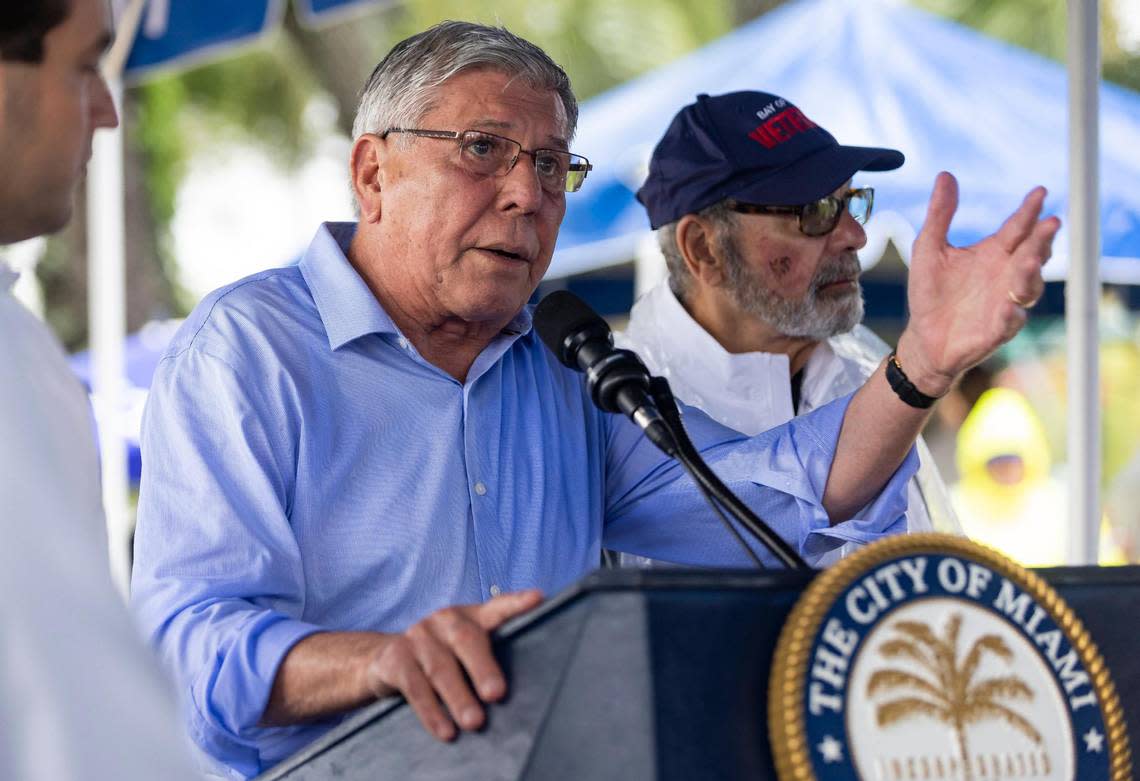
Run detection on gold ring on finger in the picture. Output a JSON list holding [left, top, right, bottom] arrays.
[[1008, 290, 1038, 309]]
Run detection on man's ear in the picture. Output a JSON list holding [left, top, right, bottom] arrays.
[[676, 215, 728, 288], [350, 133, 385, 223]]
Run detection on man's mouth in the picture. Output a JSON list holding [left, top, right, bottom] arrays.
[[814, 256, 862, 292], [478, 246, 531, 263], [818, 277, 857, 290]]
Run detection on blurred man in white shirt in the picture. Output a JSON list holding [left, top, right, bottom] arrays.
[[0, 2, 199, 778]]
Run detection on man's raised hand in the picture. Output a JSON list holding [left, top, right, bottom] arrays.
[[896, 172, 1060, 396]]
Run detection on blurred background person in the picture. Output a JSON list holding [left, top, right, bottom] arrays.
[[951, 387, 1126, 566], [952, 388, 1066, 566]]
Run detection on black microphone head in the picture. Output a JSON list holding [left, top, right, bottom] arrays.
[[534, 290, 612, 368]]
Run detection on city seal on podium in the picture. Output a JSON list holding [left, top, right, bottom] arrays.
[[769, 534, 1130, 781]]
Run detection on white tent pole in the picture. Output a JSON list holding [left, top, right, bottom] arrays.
[[1066, 0, 1100, 565], [87, 77, 131, 597], [86, 0, 149, 598], [83, 0, 150, 597]]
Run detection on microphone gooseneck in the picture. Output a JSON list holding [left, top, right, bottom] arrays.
[[534, 291, 809, 571]]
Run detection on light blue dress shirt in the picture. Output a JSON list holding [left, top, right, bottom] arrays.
[[132, 222, 915, 778]]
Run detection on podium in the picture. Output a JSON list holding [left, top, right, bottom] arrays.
[[257, 566, 1139, 780]]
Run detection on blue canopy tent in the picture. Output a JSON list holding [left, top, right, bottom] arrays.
[[70, 320, 184, 486], [551, 0, 1140, 283]]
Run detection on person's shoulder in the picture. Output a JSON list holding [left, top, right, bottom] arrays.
[[163, 265, 313, 365], [826, 324, 891, 377], [0, 286, 59, 355]]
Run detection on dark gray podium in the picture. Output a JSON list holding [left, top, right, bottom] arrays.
[[257, 566, 1139, 781]]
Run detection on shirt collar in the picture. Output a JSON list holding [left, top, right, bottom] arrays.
[[299, 221, 534, 351], [504, 304, 533, 336], [626, 281, 791, 380], [0, 261, 17, 293], [300, 222, 400, 351]]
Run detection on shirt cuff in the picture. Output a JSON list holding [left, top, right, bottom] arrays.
[[744, 392, 917, 565], [801, 446, 918, 561], [188, 614, 323, 774]]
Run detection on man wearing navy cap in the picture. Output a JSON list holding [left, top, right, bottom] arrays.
[[620, 90, 989, 554]]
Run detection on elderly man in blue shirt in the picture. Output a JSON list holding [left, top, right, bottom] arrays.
[[131, 21, 1058, 779]]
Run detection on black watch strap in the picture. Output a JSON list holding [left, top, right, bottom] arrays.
[[885, 351, 938, 409]]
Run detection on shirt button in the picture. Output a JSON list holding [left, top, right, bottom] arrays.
[[489, 584, 502, 597], [398, 336, 409, 349], [474, 481, 487, 496]]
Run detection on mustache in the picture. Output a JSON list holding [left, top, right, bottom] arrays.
[[812, 253, 862, 287]]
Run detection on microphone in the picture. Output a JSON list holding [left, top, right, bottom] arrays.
[[533, 290, 809, 571], [534, 290, 679, 456]]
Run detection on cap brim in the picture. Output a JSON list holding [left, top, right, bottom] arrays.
[[726, 144, 904, 206]]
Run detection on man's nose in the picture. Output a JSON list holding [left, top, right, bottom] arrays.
[[497, 154, 546, 213], [830, 210, 867, 252], [91, 73, 120, 130]]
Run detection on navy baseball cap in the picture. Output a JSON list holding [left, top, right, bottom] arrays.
[[637, 91, 904, 229]]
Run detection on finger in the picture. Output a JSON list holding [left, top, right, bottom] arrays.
[[1016, 273, 1045, 306], [473, 589, 543, 632], [386, 641, 457, 741], [993, 187, 1048, 254], [404, 668, 457, 741], [1013, 215, 1061, 268], [409, 622, 486, 732], [1007, 253, 1048, 309], [1007, 278, 1044, 310], [914, 171, 959, 255], [1001, 301, 1029, 341], [438, 611, 507, 702]]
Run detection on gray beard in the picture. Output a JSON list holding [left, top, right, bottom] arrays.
[[722, 239, 864, 341]]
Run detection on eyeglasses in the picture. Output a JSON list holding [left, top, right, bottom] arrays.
[[728, 187, 875, 237], [380, 128, 592, 194]]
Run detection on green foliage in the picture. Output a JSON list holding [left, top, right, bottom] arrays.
[[377, 0, 736, 101], [914, 0, 1140, 93], [1105, 54, 1140, 92], [36, 232, 87, 350], [171, 38, 318, 164], [125, 33, 323, 317], [133, 78, 187, 232], [132, 34, 319, 168]]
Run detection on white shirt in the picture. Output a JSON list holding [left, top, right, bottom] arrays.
[[618, 281, 961, 541], [0, 262, 200, 780]]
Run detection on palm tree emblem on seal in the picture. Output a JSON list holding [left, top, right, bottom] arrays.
[[867, 613, 1043, 780]]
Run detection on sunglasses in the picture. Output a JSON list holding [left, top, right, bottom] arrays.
[[728, 187, 874, 237]]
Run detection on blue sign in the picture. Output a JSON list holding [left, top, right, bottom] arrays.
[[297, 0, 382, 21], [124, 0, 281, 78], [123, 0, 384, 80]]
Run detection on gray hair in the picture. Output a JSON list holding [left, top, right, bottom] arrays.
[[351, 21, 578, 142], [657, 200, 738, 302]]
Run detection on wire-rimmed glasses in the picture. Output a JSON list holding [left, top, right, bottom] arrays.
[[381, 127, 592, 194]]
